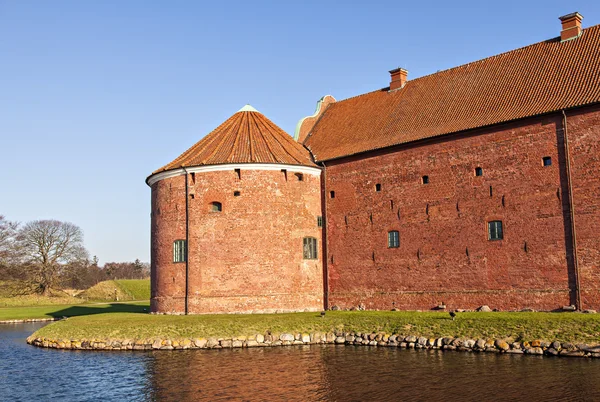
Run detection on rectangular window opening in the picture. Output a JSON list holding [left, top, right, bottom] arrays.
[[303, 237, 318, 259], [173, 240, 187, 263], [281, 169, 287, 181], [234, 191, 241, 197], [295, 173, 304, 181], [375, 183, 382, 192], [542, 156, 552, 167], [488, 221, 503, 241], [317, 216, 323, 227], [234, 168, 241, 179], [475, 167, 483, 177], [388, 231, 400, 248], [422, 175, 429, 184], [330, 191, 335, 198]]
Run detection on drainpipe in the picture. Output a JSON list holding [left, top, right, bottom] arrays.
[[321, 162, 329, 310], [562, 110, 582, 310], [182, 167, 190, 315]]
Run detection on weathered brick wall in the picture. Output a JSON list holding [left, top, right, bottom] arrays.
[[567, 104, 600, 310], [151, 167, 324, 314], [323, 111, 598, 311]]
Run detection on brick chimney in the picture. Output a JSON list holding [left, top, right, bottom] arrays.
[[389, 68, 408, 90], [559, 12, 583, 42]]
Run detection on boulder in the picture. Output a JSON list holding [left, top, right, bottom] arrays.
[[494, 340, 510, 351], [280, 333, 295, 342], [476, 305, 492, 312]]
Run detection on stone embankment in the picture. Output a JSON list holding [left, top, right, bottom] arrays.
[[27, 331, 600, 358], [1, 318, 59, 324]]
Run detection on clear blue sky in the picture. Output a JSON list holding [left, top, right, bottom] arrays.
[[1, 1, 598, 264]]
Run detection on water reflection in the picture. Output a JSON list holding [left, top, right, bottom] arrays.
[[146, 344, 600, 402], [2, 324, 600, 401]]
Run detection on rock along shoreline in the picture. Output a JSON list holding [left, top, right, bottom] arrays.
[[27, 331, 600, 358], [1, 318, 60, 324]]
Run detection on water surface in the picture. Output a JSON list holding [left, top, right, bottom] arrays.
[[1, 323, 599, 401]]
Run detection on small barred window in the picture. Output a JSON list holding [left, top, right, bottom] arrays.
[[317, 216, 324, 228], [388, 231, 400, 248], [303, 237, 318, 259], [488, 221, 503, 241], [173, 240, 186, 263]]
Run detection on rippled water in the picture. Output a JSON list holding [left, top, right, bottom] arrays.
[[2, 323, 600, 401]]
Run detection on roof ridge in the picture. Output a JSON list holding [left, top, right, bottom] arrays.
[[331, 24, 600, 108]]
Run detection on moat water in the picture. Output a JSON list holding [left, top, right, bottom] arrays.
[[2, 323, 600, 401]]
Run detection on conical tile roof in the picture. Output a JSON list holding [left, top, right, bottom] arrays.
[[154, 105, 317, 173]]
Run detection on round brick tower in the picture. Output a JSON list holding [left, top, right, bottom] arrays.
[[146, 105, 324, 314]]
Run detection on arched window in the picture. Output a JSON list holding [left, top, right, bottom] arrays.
[[210, 202, 222, 212]]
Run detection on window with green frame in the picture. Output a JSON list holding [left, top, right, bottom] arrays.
[[173, 240, 186, 263], [388, 230, 399, 248]]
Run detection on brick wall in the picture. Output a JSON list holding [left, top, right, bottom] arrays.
[[323, 109, 600, 311], [568, 104, 600, 310], [151, 167, 324, 314]]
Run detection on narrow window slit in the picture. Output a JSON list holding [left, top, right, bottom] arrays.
[[422, 175, 429, 184], [390, 200, 394, 210], [375, 183, 382, 192], [281, 169, 287, 181], [524, 241, 528, 253], [489, 186, 493, 197], [235, 168, 241, 180], [330, 191, 335, 198]]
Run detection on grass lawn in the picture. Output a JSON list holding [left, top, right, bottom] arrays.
[[33, 310, 600, 344], [114, 279, 150, 300], [0, 301, 149, 321], [79, 279, 150, 302]]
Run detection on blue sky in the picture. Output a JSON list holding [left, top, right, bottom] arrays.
[[1, 1, 598, 264]]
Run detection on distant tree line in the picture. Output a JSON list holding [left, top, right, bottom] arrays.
[[0, 215, 149, 294]]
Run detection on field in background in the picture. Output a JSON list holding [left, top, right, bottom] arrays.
[[0, 279, 150, 318]]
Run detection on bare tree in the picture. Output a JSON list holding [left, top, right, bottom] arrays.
[[18, 220, 89, 295], [0, 215, 19, 279]]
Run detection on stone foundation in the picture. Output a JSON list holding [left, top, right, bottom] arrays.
[[27, 331, 600, 359]]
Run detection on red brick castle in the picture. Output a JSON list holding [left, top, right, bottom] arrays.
[[147, 13, 600, 314]]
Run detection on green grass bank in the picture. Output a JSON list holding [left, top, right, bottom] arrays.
[[0, 301, 149, 321], [33, 311, 600, 345]]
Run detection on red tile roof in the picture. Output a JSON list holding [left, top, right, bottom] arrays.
[[154, 106, 317, 173], [305, 25, 600, 162]]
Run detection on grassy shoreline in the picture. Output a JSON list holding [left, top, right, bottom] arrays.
[[0, 301, 149, 321], [31, 311, 600, 345]]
